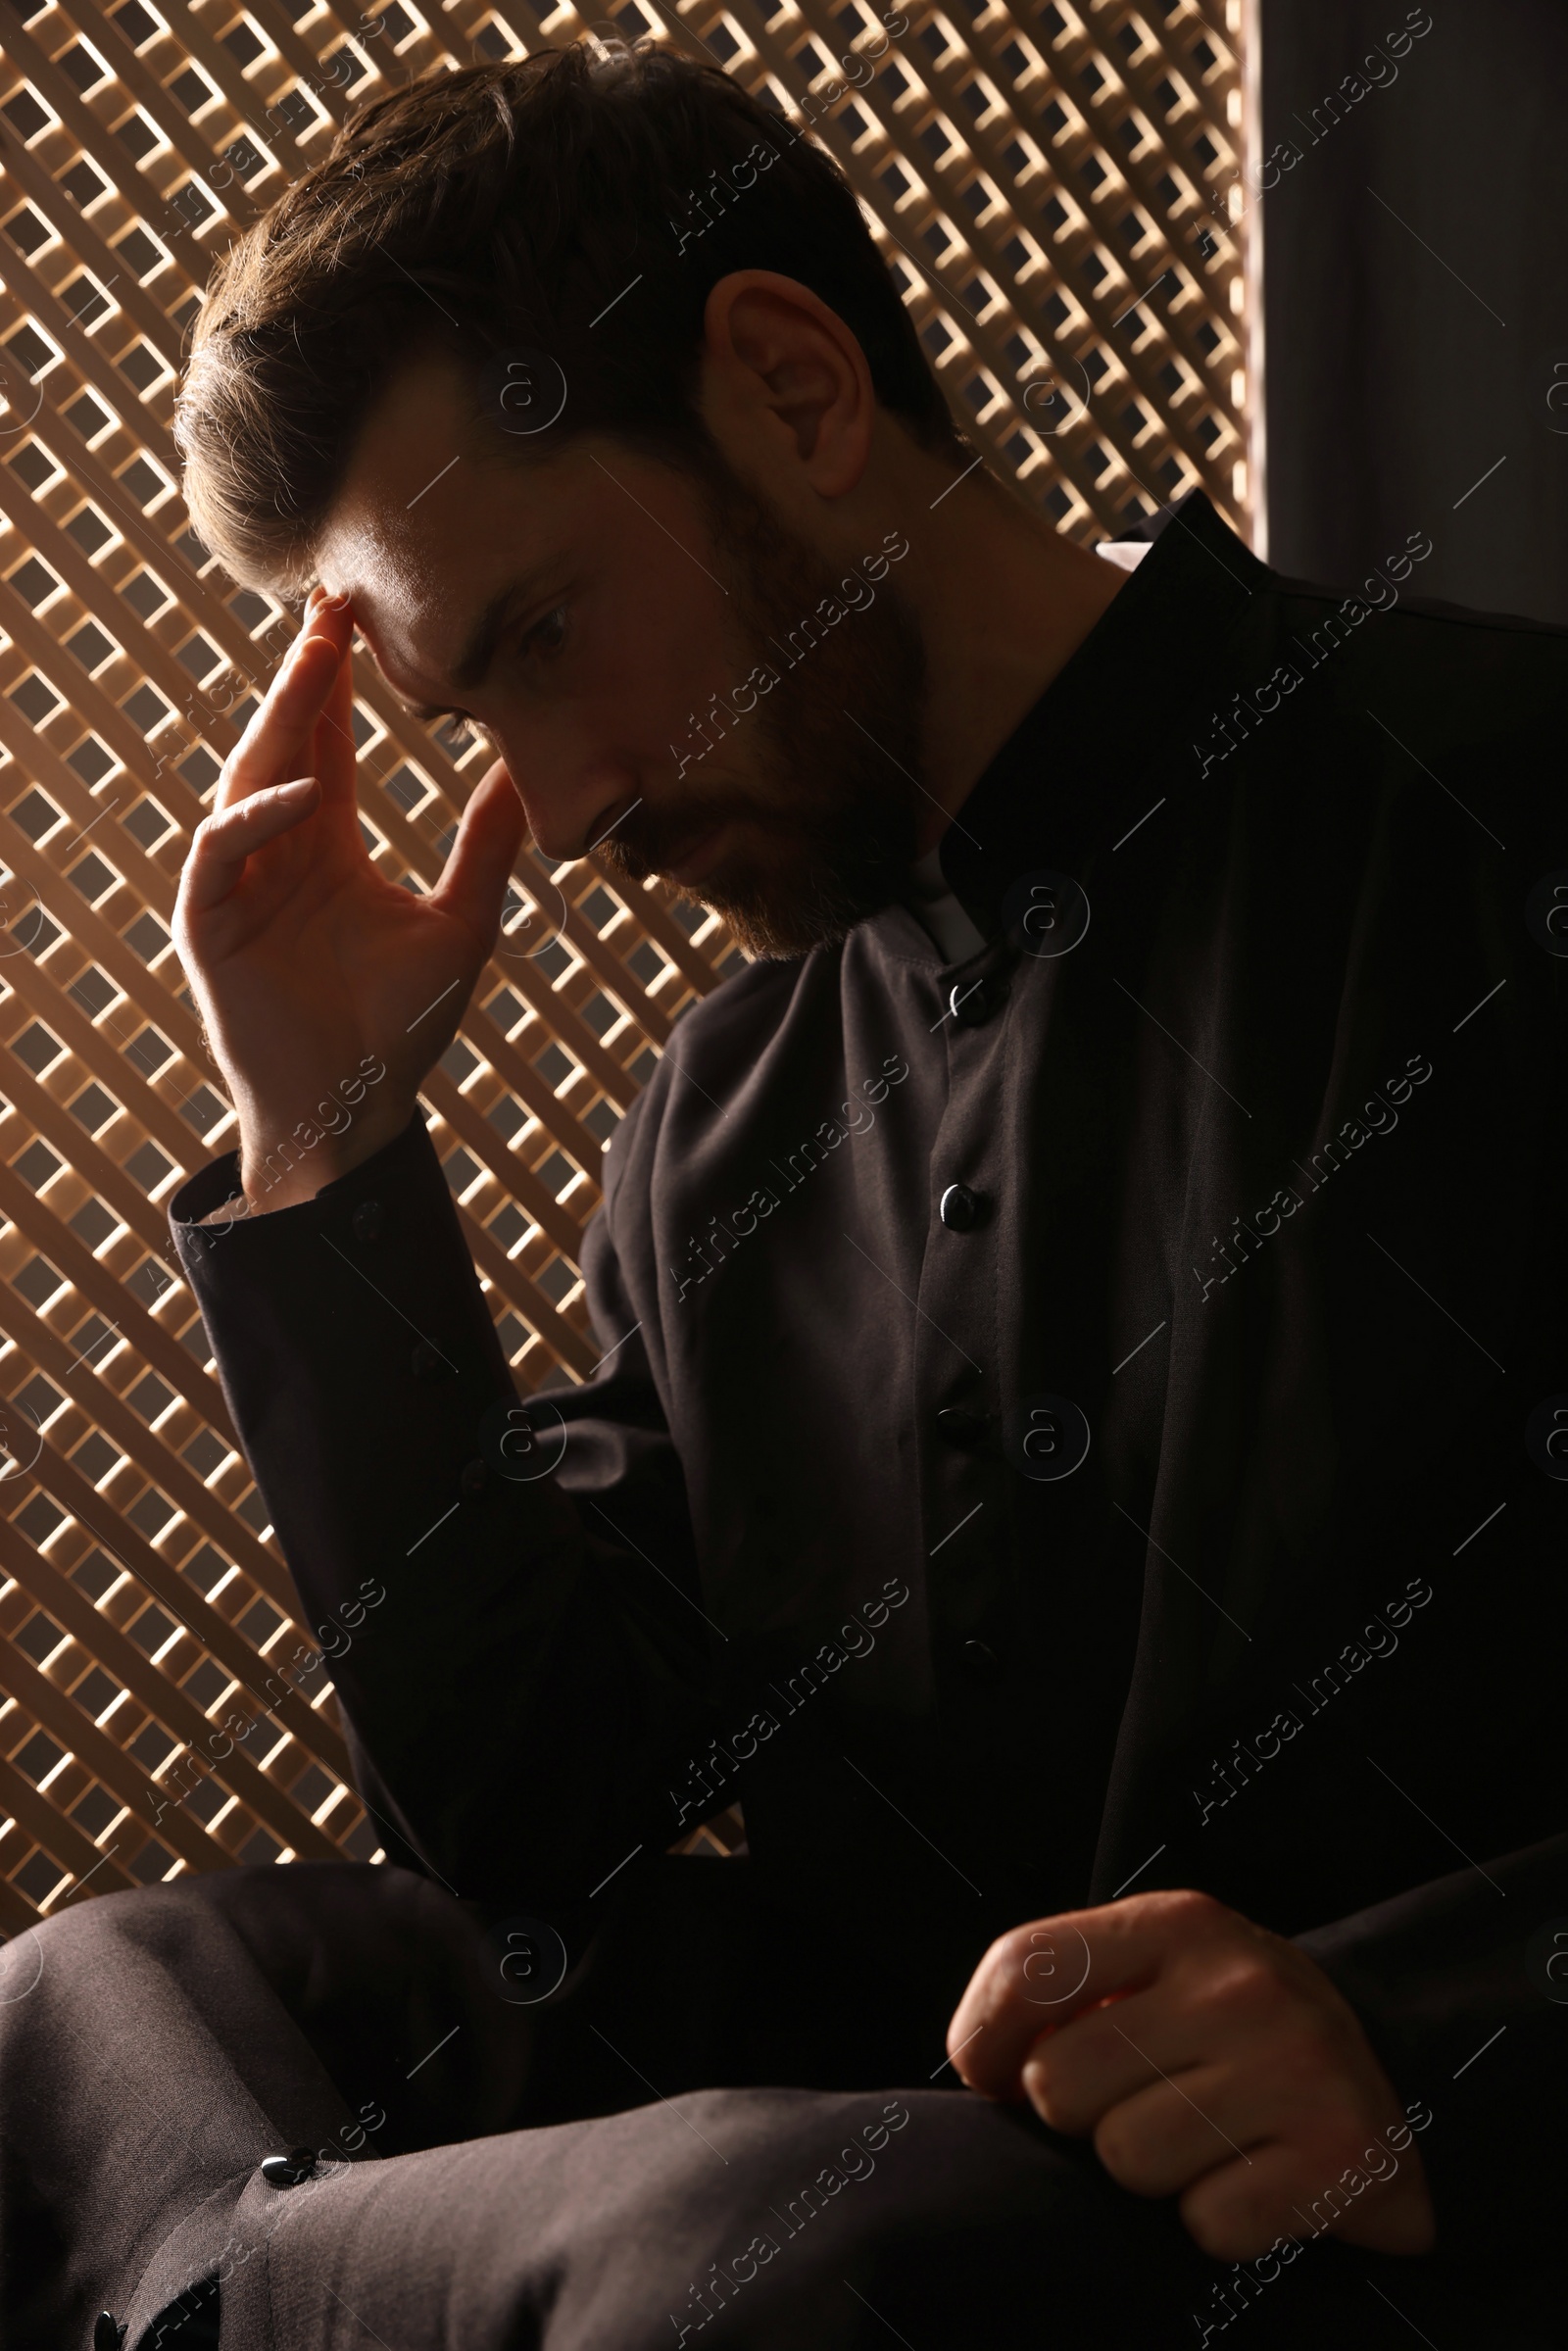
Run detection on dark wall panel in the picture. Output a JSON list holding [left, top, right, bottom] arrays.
[[1262, 0, 1568, 623]]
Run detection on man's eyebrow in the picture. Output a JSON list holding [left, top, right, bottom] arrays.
[[403, 565, 556, 719]]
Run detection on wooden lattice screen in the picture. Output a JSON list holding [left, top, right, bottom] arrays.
[[0, 0, 1251, 1931]]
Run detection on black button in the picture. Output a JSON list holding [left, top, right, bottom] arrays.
[[351, 1198, 385, 1244], [411, 1342, 452, 1385], [93, 2319, 125, 2351], [939, 1183, 989, 1232], [261, 2145, 318, 2187], [958, 1639, 1002, 1683], [459, 1457, 488, 1496], [949, 973, 1009, 1028], [936, 1405, 991, 1448]]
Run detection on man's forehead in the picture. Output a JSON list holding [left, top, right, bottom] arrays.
[[318, 503, 475, 676], [317, 357, 547, 692]]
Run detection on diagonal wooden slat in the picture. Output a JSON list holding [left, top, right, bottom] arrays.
[[0, 1746, 140, 1894]]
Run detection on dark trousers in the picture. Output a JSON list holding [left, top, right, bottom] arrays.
[[1, 1858, 1554, 2350]]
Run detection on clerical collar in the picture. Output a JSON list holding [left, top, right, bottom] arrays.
[[902, 842, 989, 964]]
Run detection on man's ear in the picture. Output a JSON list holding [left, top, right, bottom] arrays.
[[700, 269, 874, 497]]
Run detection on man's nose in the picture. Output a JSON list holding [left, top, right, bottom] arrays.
[[520, 781, 640, 865]]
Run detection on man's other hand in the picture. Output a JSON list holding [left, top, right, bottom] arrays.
[[946, 1888, 1436, 2262], [172, 588, 527, 1211]]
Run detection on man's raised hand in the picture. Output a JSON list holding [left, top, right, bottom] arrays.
[[173, 588, 527, 1212], [946, 1887, 1436, 2264]]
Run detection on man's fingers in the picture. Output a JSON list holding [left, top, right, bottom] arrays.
[[949, 1893, 1231, 2096], [1082, 2064, 1275, 2200], [215, 634, 331, 809], [1016, 1935, 1336, 2134], [1175, 2140, 1306, 2263], [1015, 1985, 1187, 2132], [309, 612, 361, 807], [181, 778, 319, 916], [948, 1917, 1100, 2096], [1176, 2132, 1431, 2264], [1092, 2058, 1411, 2219], [216, 602, 353, 813], [427, 758, 531, 950]]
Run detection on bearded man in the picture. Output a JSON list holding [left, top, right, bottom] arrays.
[[10, 37, 1563, 2351]]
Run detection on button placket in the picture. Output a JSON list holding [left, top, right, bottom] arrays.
[[351, 1197, 385, 1244], [914, 954, 1014, 1667]]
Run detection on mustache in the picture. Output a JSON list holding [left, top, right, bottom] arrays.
[[598, 785, 778, 879], [601, 780, 916, 889]]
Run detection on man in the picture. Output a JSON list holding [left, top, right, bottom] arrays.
[[11, 35, 1562, 2351]]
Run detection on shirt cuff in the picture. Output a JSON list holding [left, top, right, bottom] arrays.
[[169, 1106, 428, 1239]]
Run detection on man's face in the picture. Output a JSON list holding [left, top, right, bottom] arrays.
[[318, 353, 929, 957]]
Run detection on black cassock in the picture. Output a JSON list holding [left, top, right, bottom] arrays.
[[36, 488, 1556, 2347]]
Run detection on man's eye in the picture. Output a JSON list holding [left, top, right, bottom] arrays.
[[525, 605, 568, 659]]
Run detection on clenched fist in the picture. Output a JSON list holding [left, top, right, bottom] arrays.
[[947, 1887, 1435, 2263]]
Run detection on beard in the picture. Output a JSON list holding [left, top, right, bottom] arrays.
[[596, 460, 931, 958]]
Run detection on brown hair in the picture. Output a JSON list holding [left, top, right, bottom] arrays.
[[173, 38, 965, 597]]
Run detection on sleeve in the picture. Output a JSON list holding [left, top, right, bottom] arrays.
[[1289, 798, 1568, 2267], [169, 1106, 723, 1926], [1293, 1832, 1568, 2257]]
